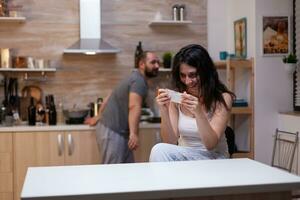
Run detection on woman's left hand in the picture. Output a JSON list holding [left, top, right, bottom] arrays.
[[181, 92, 201, 115]]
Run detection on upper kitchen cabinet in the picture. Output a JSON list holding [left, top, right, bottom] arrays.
[[0, 16, 25, 23]]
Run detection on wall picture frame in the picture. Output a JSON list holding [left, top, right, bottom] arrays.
[[234, 17, 247, 58], [262, 16, 289, 56]]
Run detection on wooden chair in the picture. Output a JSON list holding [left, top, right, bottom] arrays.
[[271, 129, 299, 173]]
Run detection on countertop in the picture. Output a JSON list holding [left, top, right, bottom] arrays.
[[21, 158, 300, 200], [279, 111, 300, 117], [0, 122, 160, 132]]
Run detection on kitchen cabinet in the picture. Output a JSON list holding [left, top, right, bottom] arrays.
[[0, 132, 13, 200], [134, 128, 160, 162], [13, 130, 100, 200]]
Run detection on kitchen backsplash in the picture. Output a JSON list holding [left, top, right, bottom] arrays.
[[0, 0, 207, 111]]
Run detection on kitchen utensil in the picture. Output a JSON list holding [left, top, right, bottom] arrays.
[[21, 85, 42, 103], [27, 57, 35, 69], [63, 109, 89, 124], [63, 109, 89, 118], [12, 56, 27, 68], [20, 85, 42, 121]]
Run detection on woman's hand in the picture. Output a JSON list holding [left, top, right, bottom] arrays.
[[156, 89, 171, 110], [181, 92, 201, 115], [84, 117, 98, 126]]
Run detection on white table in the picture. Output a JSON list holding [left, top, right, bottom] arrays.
[[21, 158, 300, 200]]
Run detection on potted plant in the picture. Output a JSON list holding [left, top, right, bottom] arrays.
[[162, 52, 173, 68], [282, 53, 298, 74]]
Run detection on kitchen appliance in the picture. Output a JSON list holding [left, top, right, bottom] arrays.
[[64, 0, 120, 55]]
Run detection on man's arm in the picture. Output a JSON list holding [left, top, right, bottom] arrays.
[[84, 92, 111, 126], [128, 92, 143, 150]]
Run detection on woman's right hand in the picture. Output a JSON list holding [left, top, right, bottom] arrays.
[[156, 88, 171, 110], [84, 117, 98, 126]]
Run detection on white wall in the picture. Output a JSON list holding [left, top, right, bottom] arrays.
[[208, 0, 255, 60], [207, 0, 228, 60], [255, 0, 293, 164], [208, 0, 293, 165]]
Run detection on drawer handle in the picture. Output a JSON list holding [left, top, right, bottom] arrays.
[[68, 133, 74, 156], [57, 134, 64, 156]]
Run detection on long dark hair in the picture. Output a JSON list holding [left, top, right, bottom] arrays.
[[172, 44, 235, 113]]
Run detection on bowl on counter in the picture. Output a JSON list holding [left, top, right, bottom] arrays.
[[63, 109, 89, 124]]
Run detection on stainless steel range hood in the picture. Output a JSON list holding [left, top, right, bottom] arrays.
[[63, 0, 120, 55]]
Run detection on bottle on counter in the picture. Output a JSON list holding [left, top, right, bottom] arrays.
[[56, 101, 64, 124], [28, 97, 36, 126], [134, 41, 143, 68], [48, 95, 57, 125], [45, 95, 49, 124], [89, 102, 95, 117]]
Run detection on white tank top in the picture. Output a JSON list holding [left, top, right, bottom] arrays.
[[177, 107, 228, 155]]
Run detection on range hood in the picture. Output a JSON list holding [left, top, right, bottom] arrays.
[[63, 0, 120, 55]]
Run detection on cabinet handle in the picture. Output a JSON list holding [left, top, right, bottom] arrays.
[[68, 133, 74, 156], [57, 134, 64, 156]]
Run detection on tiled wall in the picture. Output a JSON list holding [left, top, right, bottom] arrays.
[[0, 0, 207, 111]]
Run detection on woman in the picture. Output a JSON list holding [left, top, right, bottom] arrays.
[[149, 44, 235, 162]]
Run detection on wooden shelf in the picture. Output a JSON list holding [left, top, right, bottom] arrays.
[[0, 17, 26, 23], [159, 68, 171, 72], [232, 107, 252, 114], [232, 151, 253, 159], [227, 58, 254, 160], [229, 59, 253, 69], [149, 20, 192, 26], [215, 61, 226, 69], [0, 68, 56, 79], [215, 59, 253, 69], [133, 68, 171, 72]]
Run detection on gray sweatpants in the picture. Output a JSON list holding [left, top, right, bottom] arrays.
[[95, 122, 134, 164]]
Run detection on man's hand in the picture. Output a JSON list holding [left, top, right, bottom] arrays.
[[84, 117, 99, 126], [128, 133, 139, 150]]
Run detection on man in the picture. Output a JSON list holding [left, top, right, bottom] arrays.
[[85, 51, 160, 164]]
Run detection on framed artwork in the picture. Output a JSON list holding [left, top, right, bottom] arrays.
[[234, 18, 247, 58], [262, 16, 289, 56]]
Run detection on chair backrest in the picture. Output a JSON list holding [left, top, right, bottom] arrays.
[[271, 129, 299, 172], [225, 126, 237, 158]]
